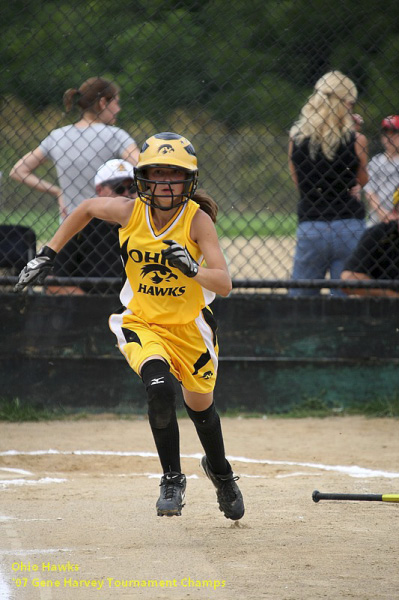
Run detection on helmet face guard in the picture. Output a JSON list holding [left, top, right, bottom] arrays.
[[134, 132, 198, 210], [135, 165, 198, 210]]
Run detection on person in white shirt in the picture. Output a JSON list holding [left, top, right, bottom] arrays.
[[364, 115, 399, 225]]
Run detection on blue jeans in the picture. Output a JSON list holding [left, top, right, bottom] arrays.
[[289, 219, 366, 297]]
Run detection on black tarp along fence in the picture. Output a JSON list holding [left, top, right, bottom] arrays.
[[1, 276, 399, 293]]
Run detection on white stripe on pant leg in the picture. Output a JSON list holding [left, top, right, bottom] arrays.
[[108, 308, 132, 361], [195, 313, 218, 373]]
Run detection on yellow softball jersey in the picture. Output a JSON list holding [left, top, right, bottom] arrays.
[[118, 199, 216, 325]]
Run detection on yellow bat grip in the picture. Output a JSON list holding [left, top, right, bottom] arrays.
[[381, 494, 399, 503]]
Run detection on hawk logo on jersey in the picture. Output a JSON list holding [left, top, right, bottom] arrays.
[[140, 263, 178, 284], [201, 371, 214, 380], [158, 144, 175, 155], [123, 243, 187, 297]]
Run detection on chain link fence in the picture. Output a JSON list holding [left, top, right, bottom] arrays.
[[1, 1, 399, 295]]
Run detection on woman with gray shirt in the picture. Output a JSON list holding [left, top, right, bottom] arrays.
[[10, 77, 139, 291], [10, 76, 138, 218]]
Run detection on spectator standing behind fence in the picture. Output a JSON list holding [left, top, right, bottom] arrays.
[[288, 70, 369, 296], [9, 77, 139, 293], [10, 77, 139, 218], [15, 132, 244, 522], [340, 188, 399, 297], [364, 115, 399, 226]]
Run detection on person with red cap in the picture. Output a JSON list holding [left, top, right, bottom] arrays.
[[365, 115, 399, 225]]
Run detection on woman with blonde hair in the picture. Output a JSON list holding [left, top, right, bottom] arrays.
[[288, 70, 369, 295]]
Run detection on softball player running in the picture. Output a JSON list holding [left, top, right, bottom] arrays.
[[15, 132, 244, 521]]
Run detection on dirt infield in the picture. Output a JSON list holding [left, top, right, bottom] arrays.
[[220, 236, 295, 280], [1, 416, 398, 599]]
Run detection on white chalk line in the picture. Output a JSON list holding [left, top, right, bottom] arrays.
[[0, 468, 32, 476], [0, 568, 11, 600], [0, 549, 74, 556], [0, 449, 398, 479], [0, 473, 315, 491], [0, 478, 66, 488], [0, 517, 63, 522], [276, 472, 321, 479]]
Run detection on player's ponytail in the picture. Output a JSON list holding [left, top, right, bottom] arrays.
[[193, 189, 218, 223]]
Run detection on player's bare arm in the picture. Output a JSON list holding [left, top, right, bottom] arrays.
[[48, 197, 134, 253], [190, 209, 232, 297]]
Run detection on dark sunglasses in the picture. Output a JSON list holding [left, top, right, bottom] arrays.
[[104, 180, 136, 195]]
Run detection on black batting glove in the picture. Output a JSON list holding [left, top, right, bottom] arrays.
[[162, 239, 199, 278], [14, 245, 57, 292]]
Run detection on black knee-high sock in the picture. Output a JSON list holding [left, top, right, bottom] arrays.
[[149, 412, 181, 474], [184, 402, 229, 475], [141, 359, 181, 474]]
